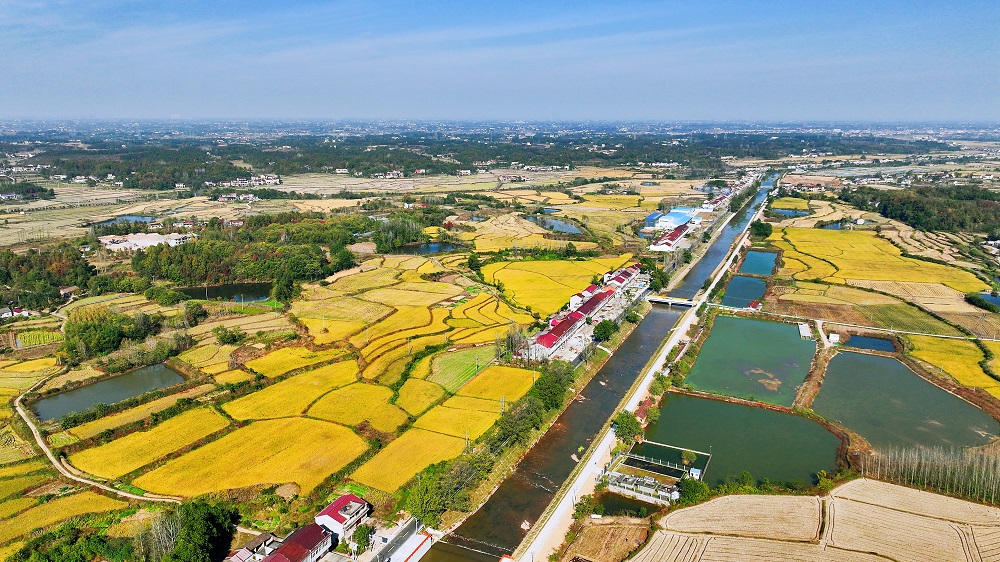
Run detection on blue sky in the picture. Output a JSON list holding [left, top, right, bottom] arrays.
[[2, 0, 998, 120]]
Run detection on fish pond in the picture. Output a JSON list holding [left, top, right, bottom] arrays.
[[843, 336, 895, 352], [177, 282, 273, 301], [525, 215, 583, 234], [33, 363, 185, 422], [639, 393, 839, 486], [97, 215, 156, 226], [773, 209, 810, 218], [393, 242, 465, 254], [738, 251, 777, 276], [812, 352, 999, 449], [684, 316, 815, 406], [721, 276, 766, 308]]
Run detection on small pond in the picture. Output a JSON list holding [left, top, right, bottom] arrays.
[[812, 352, 1000, 449], [641, 393, 840, 486], [98, 215, 156, 226], [393, 242, 465, 255], [738, 251, 777, 276], [843, 336, 895, 352], [821, 222, 843, 230], [543, 208, 561, 214], [684, 316, 815, 406], [177, 282, 273, 302], [773, 209, 810, 218], [525, 215, 583, 234], [596, 492, 661, 517], [979, 292, 1000, 308], [721, 276, 766, 308], [33, 363, 184, 422]]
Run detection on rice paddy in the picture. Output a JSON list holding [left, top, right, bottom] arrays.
[[395, 379, 446, 416], [223, 361, 358, 420], [244, 346, 346, 377], [456, 365, 535, 401], [482, 255, 631, 315], [68, 384, 217, 440], [134, 417, 368, 496], [350, 428, 466, 492], [308, 383, 409, 433], [413, 405, 499, 439], [428, 346, 497, 392], [908, 336, 1000, 394], [0, 492, 127, 545], [69, 408, 230, 479]]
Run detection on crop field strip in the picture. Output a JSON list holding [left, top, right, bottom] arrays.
[[350, 428, 466, 492], [223, 360, 359, 420], [134, 417, 368, 497], [456, 365, 535, 401], [68, 384, 217, 440], [69, 407, 230, 479], [307, 383, 409, 433], [395, 379, 446, 416], [482, 255, 630, 315], [244, 346, 346, 377], [412, 405, 499, 439], [661, 495, 822, 541], [0, 491, 127, 545], [907, 335, 1000, 395]]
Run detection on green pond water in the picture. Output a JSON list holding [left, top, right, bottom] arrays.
[[685, 316, 815, 406], [640, 393, 840, 486], [739, 251, 777, 276], [812, 352, 1000, 449], [721, 276, 766, 308]]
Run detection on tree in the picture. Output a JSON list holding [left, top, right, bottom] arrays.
[[682, 249, 693, 263], [352, 524, 375, 552], [613, 411, 642, 443], [676, 477, 711, 506], [592, 319, 618, 342], [682, 450, 697, 466], [467, 252, 482, 272], [749, 220, 773, 239]]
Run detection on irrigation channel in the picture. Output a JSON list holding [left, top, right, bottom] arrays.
[[422, 175, 778, 562]]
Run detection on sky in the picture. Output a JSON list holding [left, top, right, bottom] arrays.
[[2, 0, 998, 121]]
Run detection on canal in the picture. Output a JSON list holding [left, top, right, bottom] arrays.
[[669, 173, 777, 299], [423, 306, 683, 562]]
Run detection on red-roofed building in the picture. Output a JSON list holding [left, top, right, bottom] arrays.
[[575, 289, 611, 317], [315, 494, 370, 539], [648, 224, 689, 252], [261, 524, 331, 562], [530, 311, 584, 359]]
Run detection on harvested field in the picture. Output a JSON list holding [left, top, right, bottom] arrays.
[[457, 365, 534, 401], [68, 384, 216, 440], [563, 518, 649, 562], [244, 346, 345, 377], [0, 491, 127, 545], [307, 383, 408, 433], [0, 425, 36, 464], [827, 497, 967, 562], [290, 295, 392, 324], [908, 335, 1000, 393], [223, 361, 358, 420], [187, 315, 295, 338], [350, 428, 465, 492], [69, 408, 230, 479], [413, 405, 499, 439], [325, 267, 400, 293], [395, 379, 446, 416], [662, 495, 821, 541], [135, 417, 368, 496], [36, 366, 102, 393], [428, 346, 497, 392], [832, 479, 1000, 525], [361, 287, 459, 307]]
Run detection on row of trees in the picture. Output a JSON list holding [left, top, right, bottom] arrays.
[[840, 184, 1000, 234], [863, 446, 1000, 505]]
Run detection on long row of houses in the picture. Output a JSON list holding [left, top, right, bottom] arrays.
[[526, 264, 642, 361]]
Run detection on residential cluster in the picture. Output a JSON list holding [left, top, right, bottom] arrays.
[[204, 174, 282, 188]]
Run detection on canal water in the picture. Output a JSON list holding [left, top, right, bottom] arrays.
[[526, 215, 583, 234], [669, 173, 777, 299], [641, 393, 839, 486], [738, 251, 777, 276], [33, 363, 185, 421], [812, 352, 1000, 449], [684, 316, 815, 407], [423, 306, 683, 562], [177, 282, 273, 301], [721, 276, 766, 308]]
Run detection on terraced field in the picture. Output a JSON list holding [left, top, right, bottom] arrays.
[[482, 255, 631, 315]]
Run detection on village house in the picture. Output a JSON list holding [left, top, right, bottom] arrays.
[[314, 493, 370, 540], [259, 524, 331, 562]]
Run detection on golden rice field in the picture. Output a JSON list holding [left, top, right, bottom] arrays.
[[223, 361, 358, 420], [395, 379, 446, 416], [325, 267, 400, 293], [300, 318, 365, 344], [362, 308, 451, 360], [443, 395, 503, 412], [244, 346, 345, 377], [361, 333, 449, 382], [68, 384, 217, 440], [770, 197, 811, 211], [135, 417, 368, 497], [0, 474, 46, 501], [69, 408, 230, 479], [770, 228, 987, 293], [307, 383, 409, 433], [348, 306, 432, 348], [0, 357, 61, 390], [456, 213, 598, 252], [350, 428, 465, 492], [361, 287, 460, 307], [290, 295, 392, 324], [908, 336, 1000, 394], [413, 405, 499, 439], [0, 491, 127, 545], [0, 460, 47, 479], [0, 497, 35, 519], [482, 255, 631, 316], [213, 369, 253, 385], [457, 365, 535, 401]]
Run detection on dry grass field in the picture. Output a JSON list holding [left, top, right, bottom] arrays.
[[350, 428, 465, 492], [482, 255, 630, 315], [307, 383, 409, 433], [68, 384, 216, 440], [661, 495, 821, 541], [562, 518, 649, 562], [907, 336, 1000, 396], [244, 346, 345, 377], [223, 360, 358, 420], [456, 213, 597, 252], [135, 417, 368, 496], [69, 408, 230, 479], [456, 365, 535, 401], [0, 491, 127, 545]]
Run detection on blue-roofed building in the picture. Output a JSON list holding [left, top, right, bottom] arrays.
[[644, 211, 663, 229]]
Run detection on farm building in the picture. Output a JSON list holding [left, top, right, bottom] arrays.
[[644, 211, 664, 229], [260, 524, 332, 562], [647, 224, 689, 253], [315, 494, 371, 540], [98, 232, 196, 252], [225, 532, 280, 562]]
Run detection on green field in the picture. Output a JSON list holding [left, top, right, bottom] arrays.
[[428, 346, 497, 392]]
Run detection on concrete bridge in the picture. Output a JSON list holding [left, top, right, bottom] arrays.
[[647, 295, 697, 308]]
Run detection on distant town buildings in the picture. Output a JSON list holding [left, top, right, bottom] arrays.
[[205, 175, 281, 188], [98, 233, 196, 252]]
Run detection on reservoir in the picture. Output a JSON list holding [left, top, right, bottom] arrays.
[[812, 352, 999, 449], [424, 306, 683, 562], [721, 276, 766, 308], [33, 363, 184, 422], [640, 393, 839, 486], [177, 282, 273, 301], [684, 316, 815, 407], [669, 173, 777, 299], [525, 215, 583, 234], [738, 251, 777, 276]]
